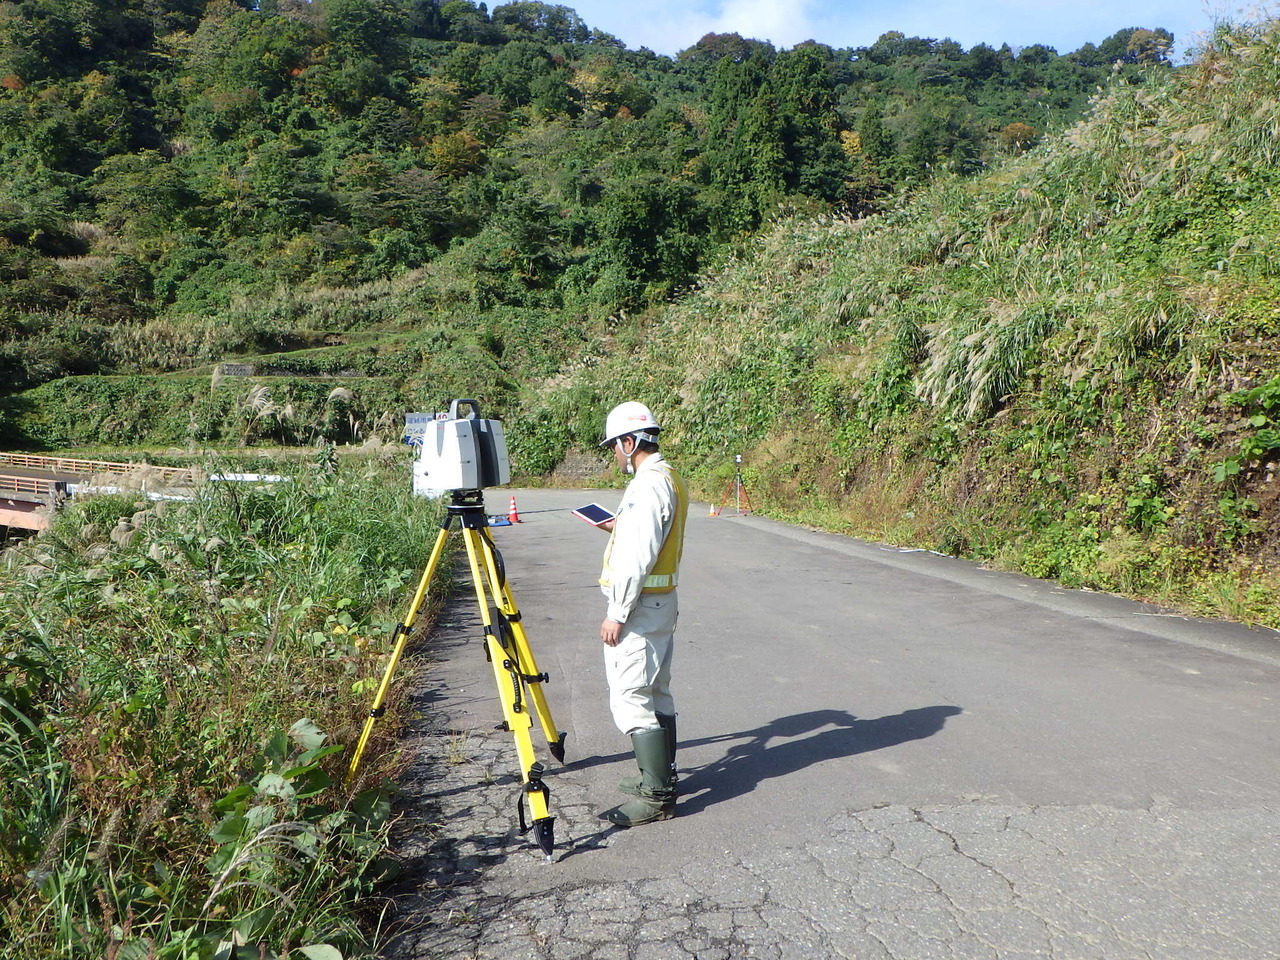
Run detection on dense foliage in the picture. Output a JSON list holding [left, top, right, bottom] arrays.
[[546, 19, 1280, 627], [1, 452, 441, 958], [0, 0, 1168, 418]]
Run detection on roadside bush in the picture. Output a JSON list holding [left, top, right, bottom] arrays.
[[1, 455, 441, 958]]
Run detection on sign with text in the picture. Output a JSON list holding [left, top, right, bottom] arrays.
[[402, 412, 435, 445]]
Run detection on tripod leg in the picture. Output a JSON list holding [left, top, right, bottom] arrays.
[[461, 525, 558, 859], [347, 521, 453, 782], [475, 525, 566, 762], [499, 586, 567, 762]]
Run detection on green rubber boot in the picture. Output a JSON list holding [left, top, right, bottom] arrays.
[[619, 713, 677, 797], [605, 727, 676, 827]]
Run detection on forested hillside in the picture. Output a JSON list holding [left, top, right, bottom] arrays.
[[0, 0, 1168, 444], [8, 0, 1273, 630], [541, 19, 1280, 627]]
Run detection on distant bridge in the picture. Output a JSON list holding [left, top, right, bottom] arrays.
[[0, 454, 194, 532]]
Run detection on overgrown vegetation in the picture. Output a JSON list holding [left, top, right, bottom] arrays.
[[1, 451, 441, 958], [540, 19, 1280, 628], [0, 0, 1169, 434]]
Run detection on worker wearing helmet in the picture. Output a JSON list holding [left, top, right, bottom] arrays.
[[595, 401, 688, 827]]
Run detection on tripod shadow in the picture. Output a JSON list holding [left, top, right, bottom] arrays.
[[674, 705, 963, 816]]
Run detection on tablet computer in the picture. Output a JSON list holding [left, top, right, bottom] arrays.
[[572, 502, 615, 526]]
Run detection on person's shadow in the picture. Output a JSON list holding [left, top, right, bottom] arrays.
[[671, 705, 963, 815]]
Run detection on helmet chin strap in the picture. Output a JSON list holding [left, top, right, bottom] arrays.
[[617, 430, 658, 474]]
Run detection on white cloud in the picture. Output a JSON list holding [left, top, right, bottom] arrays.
[[567, 0, 1238, 59], [713, 0, 818, 47], [577, 0, 816, 54]]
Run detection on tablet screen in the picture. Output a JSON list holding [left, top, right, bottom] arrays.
[[573, 502, 615, 525]]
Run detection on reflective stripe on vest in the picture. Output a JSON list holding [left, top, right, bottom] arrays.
[[642, 467, 687, 594]]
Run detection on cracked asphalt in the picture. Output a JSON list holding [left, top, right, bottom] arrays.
[[381, 489, 1280, 960]]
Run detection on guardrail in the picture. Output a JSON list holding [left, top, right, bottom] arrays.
[[0, 475, 61, 498], [0, 453, 191, 480]]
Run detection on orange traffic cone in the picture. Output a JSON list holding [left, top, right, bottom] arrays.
[[508, 495, 522, 523]]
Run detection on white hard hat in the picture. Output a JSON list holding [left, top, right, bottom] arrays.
[[601, 401, 660, 447]]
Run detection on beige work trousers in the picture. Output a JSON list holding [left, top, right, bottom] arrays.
[[604, 591, 677, 735]]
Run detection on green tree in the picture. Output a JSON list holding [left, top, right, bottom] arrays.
[[439, 0, 500, 43], [186, 6, 315, 101], [1126, 28, 1174, 65], [402, 0, 447, 38], [706, 52, 784, 232], [958, 42, 1005, 81], [676, 32, 776, 66], [587, 175, 704, 305], [1098, 27, 1173, 65], [91, 151, 197, 242], [0, 68, 151, 176], [480, 39, 557, 107], [771, 44, 851, 199], [491, 2, 587, 43], [857, 102, 892, 163], [333, 155, 453, 272], [0, 0, 156, 81]]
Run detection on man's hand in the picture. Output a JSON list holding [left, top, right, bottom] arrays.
[[600, 618, 623, 646]]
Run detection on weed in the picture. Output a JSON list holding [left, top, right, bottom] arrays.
[[442, 732, 473, 766]]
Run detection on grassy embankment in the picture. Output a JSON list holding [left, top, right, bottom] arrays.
[[0, 298, 555, 450], [2, 450, 443, 959], [539, 24, 1280, 628]]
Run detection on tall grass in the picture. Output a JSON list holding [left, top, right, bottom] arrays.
[[1, 450, 442, 959]]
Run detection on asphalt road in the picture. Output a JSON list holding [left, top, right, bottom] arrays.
[[385, 487, 1280, 960]]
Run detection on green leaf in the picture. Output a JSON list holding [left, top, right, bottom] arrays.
[[298, 946, 344, 960], [265, 730, 290, 765], [155, 927, 220, 960], [257, 773, 295, 799], [210, 814, 247, 844], [277, 758, 334, 799], [233, 905, 277, 947], [214, 785, 255, 813], [290, 824, 321, 858], [245, 804, 277, 833], [288, 718, 327, 752], [297, 742, 344, 767], [352, 787, 393, 827], [1256, 428, 1280, 449]]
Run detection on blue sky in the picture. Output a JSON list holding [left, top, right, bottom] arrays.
[[564, 0, 1257, 62]]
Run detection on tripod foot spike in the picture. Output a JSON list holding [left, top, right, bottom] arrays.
[[532, 817, 556, 860], [549, 732, 567, 763]]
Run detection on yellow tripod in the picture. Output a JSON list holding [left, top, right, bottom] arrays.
[[347, 489, 566, 859]]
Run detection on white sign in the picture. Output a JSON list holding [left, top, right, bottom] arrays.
[[402, 411, 435, 445]]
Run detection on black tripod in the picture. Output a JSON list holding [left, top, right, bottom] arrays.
[[347, 489, 566, 858]]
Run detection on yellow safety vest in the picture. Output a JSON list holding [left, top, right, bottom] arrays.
[[642, 467, 687, 593], [600, 462, 688, 594]]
